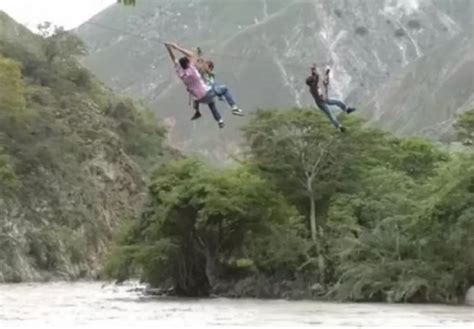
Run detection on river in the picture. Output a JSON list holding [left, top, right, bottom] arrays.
[[1, 282, 473, 328]]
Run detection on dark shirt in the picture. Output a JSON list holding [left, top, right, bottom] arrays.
[[306, 73, 323, 103]]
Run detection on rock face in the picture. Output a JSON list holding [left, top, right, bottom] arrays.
[[0, 113, 146, 282], [364, 34, 474, 139], [0, 12, 168, 282], [466, 286, 474, 306], [77, 0, 473, 157]]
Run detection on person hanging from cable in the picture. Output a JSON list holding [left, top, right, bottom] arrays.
[[164, 42, 225, 128], [191, 49, 244, 120], [305, 65, 356, 132]]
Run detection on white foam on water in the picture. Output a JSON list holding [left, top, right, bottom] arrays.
[[1, 281, 473, 328]]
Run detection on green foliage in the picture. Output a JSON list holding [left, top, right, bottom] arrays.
[[118, 0, 137, 5], [391, 137, 447, 179], [105, 99, 167, 172], [244, 223, 311, 277], [243, 109, 392, 213], [328, 167, 422, 301], [242, 109, 338, 195], [329, 155, 474, 303], [0, 152, 16, 196], [107, 158, 299, 295], [41, 26, 87, 63], [110, 107, 473, 303], [0, 57, 26, 113], [455, 109, 474, 145], [1, 25, 90, 94], [0, 14, 171, 282]]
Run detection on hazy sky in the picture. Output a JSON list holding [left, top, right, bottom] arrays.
[[0, 0, 115, 31]]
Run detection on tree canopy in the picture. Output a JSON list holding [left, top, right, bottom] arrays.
[[455, 108, 474, 145], [118, 0, 136, 6], [107, 106, 473, 303]]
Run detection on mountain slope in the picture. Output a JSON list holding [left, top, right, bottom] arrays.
[[364, 34, 474, 139], [0, 12, 171, 281], [77, 0, 472, 155]]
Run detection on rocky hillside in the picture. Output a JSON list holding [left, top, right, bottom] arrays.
[[0, 12, 173, 282], [77, 0, 473, 156], [364, 33, 474, 139]]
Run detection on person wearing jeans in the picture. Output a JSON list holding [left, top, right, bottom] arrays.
[[164, 42, 225, 128], [195, 89, 222, 124], [306, 67, 356, 132], [193, 84, 240, 118], [192, 60, 244, 120], [316, 98, 351, 130], [214, 84, 236, 108]]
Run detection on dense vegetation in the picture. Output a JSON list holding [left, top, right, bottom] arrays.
[[0, 13, 171, 281], [107, 107, 474, 303]]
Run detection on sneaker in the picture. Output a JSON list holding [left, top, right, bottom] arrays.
[[191, 111, 202, 121], [346, 107, 357, 114], [339, 126, 347, 133], [218, 119, 225, 128], [232, 108, 244, 116]]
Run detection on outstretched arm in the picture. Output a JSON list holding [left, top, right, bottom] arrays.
[[164, 43, 177, 64], [323, 67, 330, 85], [171, 43, 194, 58], [311, 64, 317, 75]]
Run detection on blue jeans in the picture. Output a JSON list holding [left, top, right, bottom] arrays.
[[213, 84, 236, 108], [316, 98, 347, 128], [195, 89, 222, 122]]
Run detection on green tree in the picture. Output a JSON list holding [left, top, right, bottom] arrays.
[[41, 26, 86, 64], [243, 109, 341, 285], [118, 0, 136, 5], [243, 109, 337, 242], [455, 109, 474, 145], [242, 109, 389, 284], [0, 152, 16, 196], [0, 57, 25, 113], [328, 154, 474, 303], [0, 56, 29, 147], [327, 167, 422, 302], [37, 21, 54, 38], [105, 99, 168, 172], [391, 137, 447, 179], [416, 154, 474, 300], [106, 158, 299, 295]]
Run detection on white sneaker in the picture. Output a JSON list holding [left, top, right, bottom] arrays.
[[232, 108, 244, 116], [218, 119, 225, 128]]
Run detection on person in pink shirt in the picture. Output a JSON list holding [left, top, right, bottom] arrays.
[[164, 42, 225, 128]]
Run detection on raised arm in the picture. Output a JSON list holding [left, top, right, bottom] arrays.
[[164, 43, 177, 64], [171, 43, 194, 58], [323, 67, 330, 86], [311, 64, 318, 76]]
